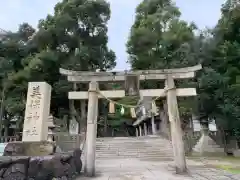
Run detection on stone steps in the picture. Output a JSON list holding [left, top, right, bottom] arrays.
[[83, 136, 173, 160], [93, 154, 173, 158], [96, 143, 170, 146], [95, 148, 173, 152], [92, 151, 173, 155], [95, 149, 173, 152]]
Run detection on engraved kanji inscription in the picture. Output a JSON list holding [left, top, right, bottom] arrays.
[[29, 99, 41, 109], [30, 86, 41, 99], [26, 113, 33, 121]]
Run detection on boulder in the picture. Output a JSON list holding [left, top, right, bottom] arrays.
[[27, 149, 82, 179], [1, 147, 82, 179], [72, 149, 82, 174], [0, 157, 29, 180], [3, 172, 25, 180], [28, 158, 42, 179], [28, 154, 79, 179], [35, 157, 53, 180], [3, 141, 56, 156]]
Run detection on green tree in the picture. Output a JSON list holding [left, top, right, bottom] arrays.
[[127, 0, 197, 70], [197, 0, 240, 143], [0, 0, 116, 136], [127, 0, 200, 129], [0, 24, 36, 135]]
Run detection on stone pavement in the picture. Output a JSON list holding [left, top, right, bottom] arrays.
[[78, 158, 240, 180]]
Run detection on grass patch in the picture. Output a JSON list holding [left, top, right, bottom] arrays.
[[188, 154, 240, 162], [217, 165, 240, 174], [188, 154, 240, 174]]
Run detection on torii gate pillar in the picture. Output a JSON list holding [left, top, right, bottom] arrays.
[[166, 76, 186, 173], [84, 81, 98, 177]]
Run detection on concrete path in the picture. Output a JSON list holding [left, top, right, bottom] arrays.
[[78, 158, 240, 180]]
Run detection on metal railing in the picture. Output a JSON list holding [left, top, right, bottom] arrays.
[[0, 133, 86, 152], [0, 136, 18, 143]]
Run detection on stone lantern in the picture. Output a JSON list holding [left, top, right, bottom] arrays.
[[47, 115, 57, 141]]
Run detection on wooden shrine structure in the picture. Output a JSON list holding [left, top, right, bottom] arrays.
[[60, 64, 202, 176]]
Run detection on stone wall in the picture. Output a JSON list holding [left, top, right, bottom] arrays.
[[0, 149, 82, 180]]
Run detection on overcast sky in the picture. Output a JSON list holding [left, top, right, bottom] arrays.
[[0, 0, 225, 70]]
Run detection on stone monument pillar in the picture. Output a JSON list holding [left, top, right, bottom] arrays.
[[22, 82, 52, 142]]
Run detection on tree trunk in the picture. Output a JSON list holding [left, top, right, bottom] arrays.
[[62, 115, 69, 131], [69, 83, 81, 134], [160, 100, 170, 138], [80, 100, 87, 133], [69, 100, 81, 132], [221, 128, 227, 153], [4, 123, 8, 137], [0, 85, 6, 136], [104, 117, 107, 135], [190, 116, 194, 136]]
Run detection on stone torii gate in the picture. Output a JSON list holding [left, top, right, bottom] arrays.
[[60, 64, 202, 176]]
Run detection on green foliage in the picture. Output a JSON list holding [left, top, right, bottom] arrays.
[[194, 1, 240, 140], [127, 0, 197, 70], [127, 0, 199, 122], [0, 0, 115, 135], [127, 0, 240, 141]]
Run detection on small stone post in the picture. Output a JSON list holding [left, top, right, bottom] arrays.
[[139, 126, 142, 136], [84, 81, 99, 177], [144, 123, 147, 136], [136, 127, 139, 137], [166, 76, 187, 174], [151, 115, 156, 135]]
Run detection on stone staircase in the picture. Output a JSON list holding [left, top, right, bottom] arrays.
[[91, 136, 173, 161]]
